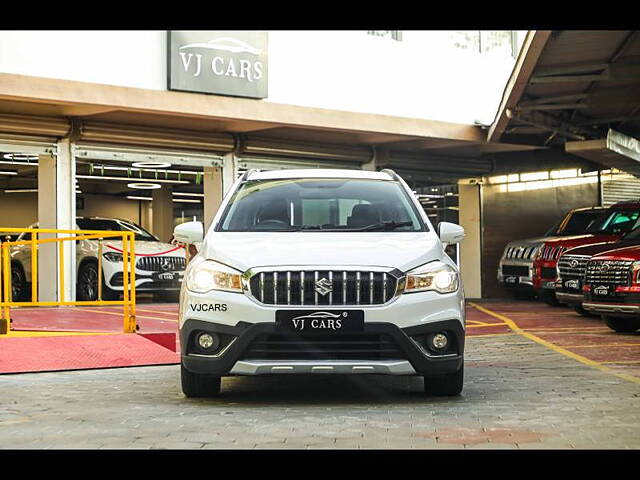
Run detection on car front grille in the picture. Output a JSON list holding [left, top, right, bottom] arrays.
[[136, 256, 186, 272], [557, 255, 590, 279], [539, 245, 568, 261], [248, 269, 400, 306], [242, 333, 406, 360], [504, 245, 538, 260], [585, 260, 632, 287], [501, 265, 529, 276]]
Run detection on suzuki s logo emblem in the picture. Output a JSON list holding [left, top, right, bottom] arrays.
[[314, 278, 333, 296], [569, 259, 579, 268]]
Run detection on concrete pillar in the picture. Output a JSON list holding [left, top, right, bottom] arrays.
[[37, 139, 76, 302], [458, 181, 482, 299], [361, 147, 377, 171], [222, 153, 236, 196], [152, 185, 173, 243], [203, 166, 223, 232], [140, 201, 152, 233]]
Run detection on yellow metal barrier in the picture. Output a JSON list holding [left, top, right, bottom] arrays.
[[0, 228, 137, 335]]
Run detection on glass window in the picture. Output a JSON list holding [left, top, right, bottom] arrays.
[[587, 208, 640, 235], [76, 218, 158, 241], [556, 211, 602, 235], [218, 178, 426, 232]]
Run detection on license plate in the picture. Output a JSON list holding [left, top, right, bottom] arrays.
[[592, 285, 611, 297], [564, 279, 581, 291], [157, 272, 175, 281], [276, 310, 364, 333], [505, 276, 519, 285]]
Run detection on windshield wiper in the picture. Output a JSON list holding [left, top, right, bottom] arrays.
[[350, 221, 414, 232]]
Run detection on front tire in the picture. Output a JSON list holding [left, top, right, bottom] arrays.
[[540, 290, 561, 306], [603, 315, 640, 333], [181, 364, 221, 398], [9, 262, 28, 302], [76, 261, 119, 301], [423, 364, 464, 396], [574, 305, 595, 317]]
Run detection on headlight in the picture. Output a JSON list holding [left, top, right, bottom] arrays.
[[185, 258, 243, 294], [404, 261, 458, 294], [103, 252, 123, 262]]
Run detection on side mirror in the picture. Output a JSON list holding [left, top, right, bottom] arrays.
[[173, 221, 204, 245], [438, 222, 465, 245]]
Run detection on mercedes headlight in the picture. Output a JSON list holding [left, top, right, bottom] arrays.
[[185, 258, 243, 294], [404, 261, 459, 294], [103, 252, 123, 262]]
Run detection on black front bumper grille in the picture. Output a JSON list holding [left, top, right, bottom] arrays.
[[502, 265, 529, 276], [136, 256, 186, 272], [248, 270, 399, 306], [242, 333, 406, 360]]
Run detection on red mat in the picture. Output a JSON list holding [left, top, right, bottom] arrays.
[[0, 334, 179, 374]]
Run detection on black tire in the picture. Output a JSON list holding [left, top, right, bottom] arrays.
[[76, 261, 119, 301], [573, 305, 597, 317], [424, 364, 464, 396], [181, 364, 221, 398], [603, 315, 640, 333], [9, 262, 28, 302], [540, 290, 561, 307]]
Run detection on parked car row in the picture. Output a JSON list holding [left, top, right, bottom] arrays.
[[498, 200, 640, 333], [1, 217, 186, 303]]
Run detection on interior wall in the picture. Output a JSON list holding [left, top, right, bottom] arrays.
[[0, 191, 38, 227], [481, 181, 600, 298]]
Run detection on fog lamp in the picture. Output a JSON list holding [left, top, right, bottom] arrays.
[[197, 333, 216, 350], [432, 333, 448, 350]]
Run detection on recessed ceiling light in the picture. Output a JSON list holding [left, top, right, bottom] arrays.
[[3, 153, 38, 161], [127, 182, 162, 190], [131, 161, 172, 169]]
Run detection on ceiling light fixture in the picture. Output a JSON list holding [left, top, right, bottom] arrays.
[[76, 175, 189, 185], [3, 153, 38, 161], [131, 161, 172, 169], [172, 192, 205, 197], [127, 182, 162, 190], [0, 171, 18, 176], [3, 189, 38, 193]]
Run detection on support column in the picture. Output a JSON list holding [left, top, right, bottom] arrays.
[[458, 181, 483, 299], [222, 153, 236, 196], [203, 166, 223, 232], [37, 139, 76, 302], [152, 185, 173, 243]]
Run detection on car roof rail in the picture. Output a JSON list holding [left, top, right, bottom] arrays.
[[239, 168, 260, 182], [380, 168, 400, 181]]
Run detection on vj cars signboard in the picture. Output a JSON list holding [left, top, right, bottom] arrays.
[[168, 31, 268, 99]]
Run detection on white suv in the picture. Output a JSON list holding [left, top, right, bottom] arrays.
[[174, 169, 466, 397], [9, 217, 186, 302]]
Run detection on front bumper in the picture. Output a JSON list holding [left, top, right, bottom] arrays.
[[497, 259, 534, 288], [555, 291, 583, 305], [181, 318, 464, 377]]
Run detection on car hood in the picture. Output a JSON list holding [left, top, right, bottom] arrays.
[[201, 232, 443, 273], [93, 240, 186, 257], [541, 233, 621, 249], [592, 244, 640, 262], [563, 239, 640, 257], [505, 236, 549, 248]]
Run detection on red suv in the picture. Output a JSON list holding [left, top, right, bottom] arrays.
[[582, 244, 640, 333], [534, 201, 640, 305]]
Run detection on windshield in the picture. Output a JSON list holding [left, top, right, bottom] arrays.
[[217, 178, 426, 232], [76, 218, 159, 241], [585, 208, 640, 235], [552, 210, 602, 236]]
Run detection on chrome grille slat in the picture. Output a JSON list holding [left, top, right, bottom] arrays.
[[136, 256, 186, 272], [585, 260, 632, 287], [249, 268, 398, 306]]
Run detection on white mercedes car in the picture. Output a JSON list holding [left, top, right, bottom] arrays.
[[8, 217, 186, 302], [174, 168, 466, 398]]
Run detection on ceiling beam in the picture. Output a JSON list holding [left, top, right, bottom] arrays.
[[488, 31, 552, 143]]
